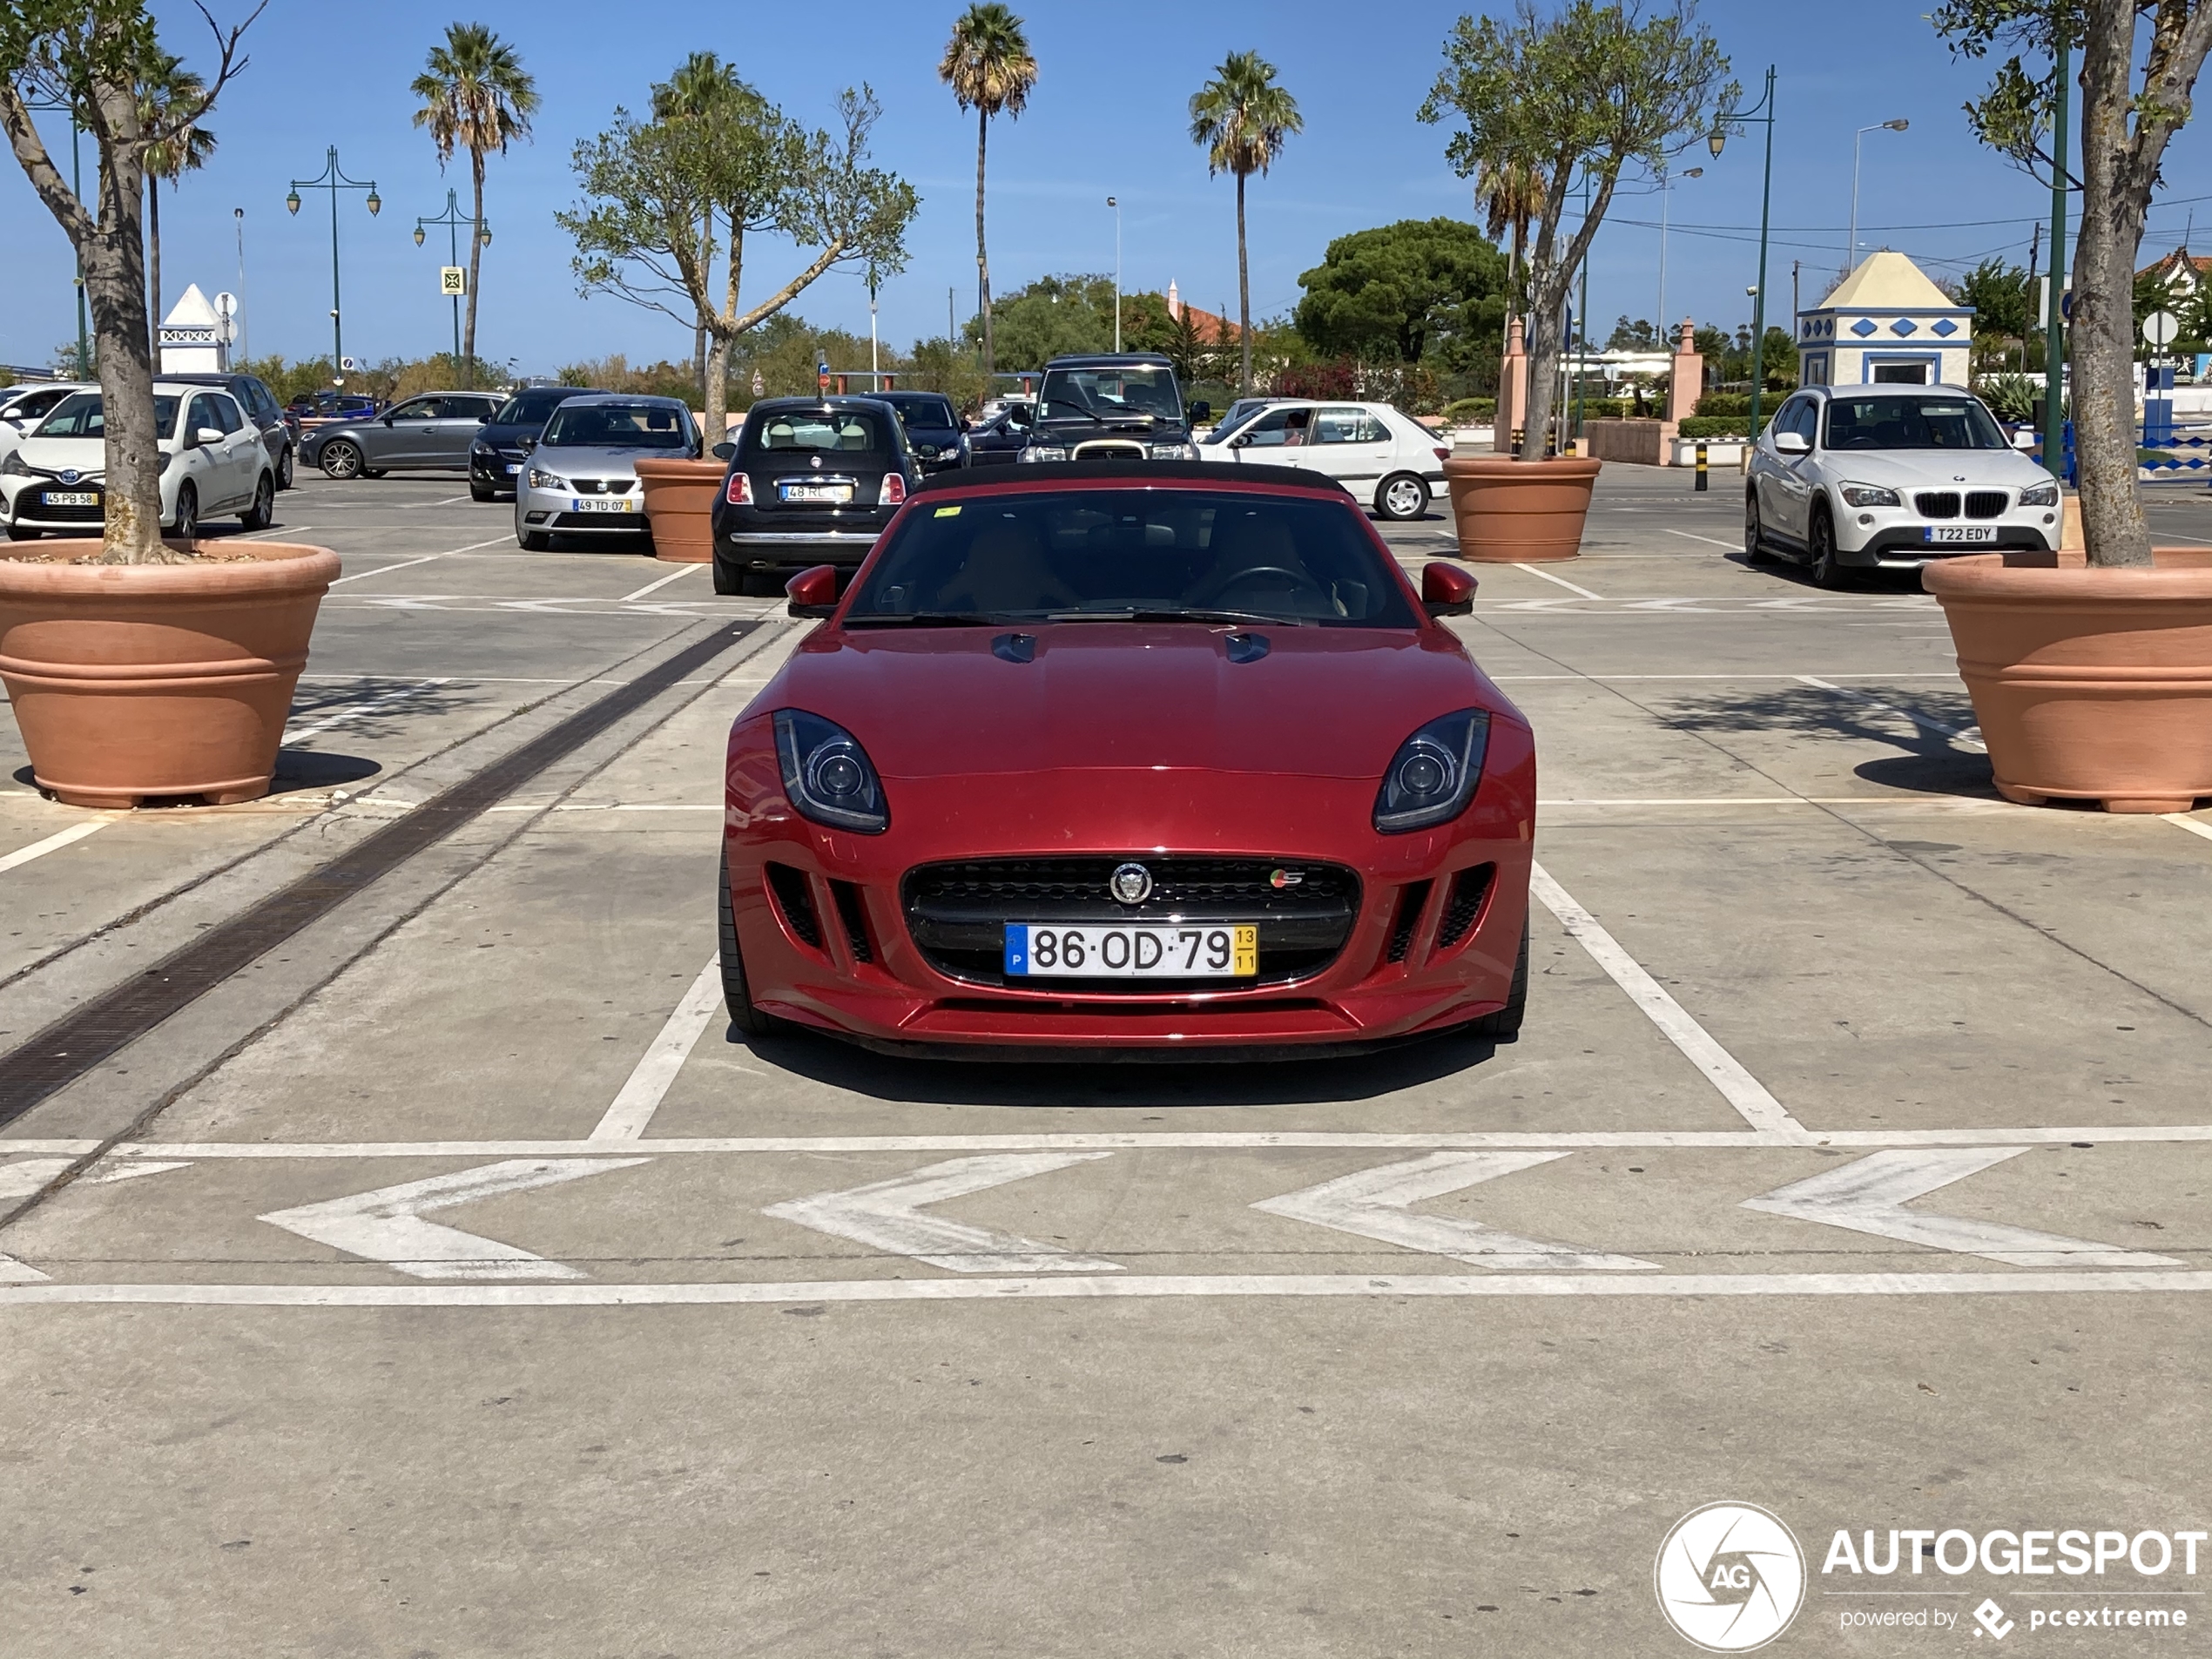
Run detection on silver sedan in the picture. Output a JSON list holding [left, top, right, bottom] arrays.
[[513, 395, 701, 551]]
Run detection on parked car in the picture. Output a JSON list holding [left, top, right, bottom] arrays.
[[0, 381, 95, 437], [514, 394, 701, 550], [1018, 353, 1207, 463], [1200, 396, 1289, 445], [1214, 400, 1450, 521], [872, 390, 968, 474], [710, 395, 919, 595], [301, 390, 506, 480], [966, 401, 1035, 467], [287, 390, 381, 430], [470, 384, 603, 502], [2, 382, 276, 541], [714, 459, 1530, 1053], [164, 371, 299, 490], [1744, 382, 2060, 587]]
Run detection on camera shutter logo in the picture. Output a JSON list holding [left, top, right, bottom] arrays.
[[1655, 1502, 1805, 1652]]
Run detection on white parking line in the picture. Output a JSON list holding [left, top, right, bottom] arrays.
[[0, 819, 109, 874], [589, 957, 739, 1139], [2164, 813, 2212, 844], [621, 563, 703, 602], [328, 534, 517, 584], [281, 678, 448, 744], [233, 523, 314, 542], [1529, 861, 1810, 1140], [1796, 674, 1986, 749], [1514, 563, 1606, 599], [1662, 528, 1744, 550]]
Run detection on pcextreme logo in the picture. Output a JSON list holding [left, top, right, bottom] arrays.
[[1656, 1502, 1808, 1652]]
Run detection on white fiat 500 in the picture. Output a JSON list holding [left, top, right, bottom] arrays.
[[1214, 399, 1451, 521], [2, 383, 275, 541], [1744, 383, 2060, 585]]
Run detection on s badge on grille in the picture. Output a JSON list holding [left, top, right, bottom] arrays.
[[1270, 868, 1304, 888], [1109, 862, 1153, 905]]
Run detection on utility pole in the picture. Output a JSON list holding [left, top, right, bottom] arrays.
[[2043, 31, 2070, 477], [1107, 195, 1122, 353], [1710, 67, 1777, 438], [233, 207, 249, 365], [2027, 220, 2040, 375]]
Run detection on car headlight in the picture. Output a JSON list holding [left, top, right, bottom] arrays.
[[1019, 445, 1068, 463], [0, 450, 27, 478], [773, 710, 888, 834], [1148, 442, 1198, 461], [1838, 482, 1901, 508], [2019, 482, 2059, 507], [527, 467, 570, 490], [1374, 709, 1490, 834]]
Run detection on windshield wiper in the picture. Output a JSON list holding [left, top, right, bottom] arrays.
[[842, 610, 1004, 627], [1046, 607, 1304, 628], [1044, 397, 1106, 422]]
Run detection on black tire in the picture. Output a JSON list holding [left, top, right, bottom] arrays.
[[239, 471, 274, 531], [170, 482, 199, 543], [361, 469, 387, 479], [1375, 473, 1430, 522], [719, 859, 792, 1041], [320, 440, 361, 481], [712, 558, 740, 596], [1809, 504, 1848, 589], [518, 528, 551, 551], [1465, 914, 1529, 1042], [277, 446, 294, 490], [741, 566, 784, 597], [1743, 492, 1777, 563], [469, 482, 496, 502]]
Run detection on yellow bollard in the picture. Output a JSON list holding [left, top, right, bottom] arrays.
[[1694, 441, 1709, 492]]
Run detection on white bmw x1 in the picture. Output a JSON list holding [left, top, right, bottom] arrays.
[[1743, 383, 2061, 586]]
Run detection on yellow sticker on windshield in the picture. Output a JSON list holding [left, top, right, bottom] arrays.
[[934, 504, 961, 517]]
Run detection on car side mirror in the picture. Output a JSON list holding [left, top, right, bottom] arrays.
[[381, 415, 396, 426], [711, 441, 736, 461], [1190, 401, 1211, 423], [1774, 429, 1811, 456], [194, 426, 225, 448], [2012, 429, 2038, 450], [1231, 433, 1252, 448], [517, 436, 536, 454], [786, 564, 840, 617], [1421, 561, 1478, 617]]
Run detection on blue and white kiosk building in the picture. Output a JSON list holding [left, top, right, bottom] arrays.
[[1796, 252, 1973, 387]]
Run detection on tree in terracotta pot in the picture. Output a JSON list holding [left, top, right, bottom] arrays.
[[0, 1, 343, 808], [1921, 0, 2212, 813], [1416, 2, 1733, 562]]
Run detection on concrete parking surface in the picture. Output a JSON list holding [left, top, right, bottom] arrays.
[[3, 467, 2209, 1656]]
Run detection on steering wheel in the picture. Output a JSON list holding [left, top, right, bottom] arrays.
[[1189, 564, 1328, 606]]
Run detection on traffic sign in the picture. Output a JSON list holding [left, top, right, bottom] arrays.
[[440, 266, 467, 297], [2143, 308, 2178, 348]]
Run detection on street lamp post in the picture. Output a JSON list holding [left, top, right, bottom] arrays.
[[1107, 195, 1122, 353], [287, 146, 380, 384], [2043, 31, 2071, 479], [23, 93, 90, 374], [1848, 118, 1910, 268], [1658, 165, 1703, 344], [233, 207, 248, 365], [413, 187, 489, 384], [1710, 65, 1777, 440]]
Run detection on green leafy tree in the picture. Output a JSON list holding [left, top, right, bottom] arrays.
[[558, 80, 917, 438], [410, 23, 537, 385], [651, 51, 742, 396], [1955, 255, 2034, 368], [1606, 315, 1662, 349], [1293, 217, 1507, 368], [938, 3, 1035, 381], [1934, 0, 2212, 567], [1474, 153, 1543, 311], [1420, 1, 1733, 460], [138, 50, 212, 356], [1, 0, 260, 562], [1190, 51, 1303, 395]]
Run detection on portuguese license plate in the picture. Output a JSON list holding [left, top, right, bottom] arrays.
[[779, 481, 853, 503], [1004, 923, 1258, 979], [1924, 525, 1996, 543], [570, 496, 636, 512], [43, 490, 97, 507]]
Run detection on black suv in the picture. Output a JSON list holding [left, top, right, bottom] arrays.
[[710, 396, 919, 596], [871, 389, 968, 474], [1019, 353, 1207, 464], [470, 384, 602, 502], [165, 371, 299, 489]]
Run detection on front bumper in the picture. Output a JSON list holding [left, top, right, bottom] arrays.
[[470, 448, 527, 490], [723, 719, 1538, 1053], [1834, 505, 2060, 565], [515, 476, 647, 536]]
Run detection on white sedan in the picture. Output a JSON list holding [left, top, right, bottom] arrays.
[[1744, 383, 2061, 586], [2, 383, 275, 541], [1213, 399, 1451, 520]]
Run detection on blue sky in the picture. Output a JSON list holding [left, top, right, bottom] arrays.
[[6, 0, 2210, 376]]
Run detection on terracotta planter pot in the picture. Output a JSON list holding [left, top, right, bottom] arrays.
[[1440, 455, 1601, 562], [635, 456, 726, 564], [0, 539, 341, 808], [1921, 547, 2212, 813]]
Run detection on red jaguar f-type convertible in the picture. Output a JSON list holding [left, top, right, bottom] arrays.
[[719, 461, 1535, 1057]]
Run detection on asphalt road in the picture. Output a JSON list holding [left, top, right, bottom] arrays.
[[3, 463, 2209, 1656]]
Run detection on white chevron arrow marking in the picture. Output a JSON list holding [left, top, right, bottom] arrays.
[[260, 1159, 648, 1280], [1253, 1150, 1659, 1271], [1742, 1150, 2182, 1268], [765, 1152, 1123, 1273], [0, 1157, 194, 1282]]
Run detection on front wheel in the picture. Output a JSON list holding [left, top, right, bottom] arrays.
[[469, 482, 496, 502], [277, 446, 295, 489], [1465, 914, 1529, 1042], [1375, 473, 1430, 522], [169, 482, 199, 543], [518, 527, 551, 551], [719, 859, 793, 1042], [1744, 492, 1777, 563], [239, 472, 274, 531], [1808, 505, 1847, 589], [319, 440, 361, 481]]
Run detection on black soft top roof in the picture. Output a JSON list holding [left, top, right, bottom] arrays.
[[910, 459, 1350, 497]]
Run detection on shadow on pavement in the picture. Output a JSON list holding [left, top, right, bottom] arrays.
[[1652, 680, 2000, 801]]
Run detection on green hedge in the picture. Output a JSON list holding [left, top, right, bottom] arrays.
[[1442, 397, 1496, 424], [1676, 415, 1771, 440]]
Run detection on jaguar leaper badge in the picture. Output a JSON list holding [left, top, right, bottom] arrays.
[[1109, 863, 1153, 905]]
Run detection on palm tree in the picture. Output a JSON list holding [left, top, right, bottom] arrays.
[[1474, 154, 1541, 316], [410, 24, 539, 383], [1189, 51, 1301, 396], [139, 54, 216, 359], [938, 3, 1036, 381], [652, 51, 743, 401]]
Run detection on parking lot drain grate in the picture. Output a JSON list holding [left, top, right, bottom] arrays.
[[0, 624, 757, 1130]]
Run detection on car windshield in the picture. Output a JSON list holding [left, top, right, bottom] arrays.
[[492, 388, 581, 427], [844, 489, 1419, 628], [1035, 365, 1182, 424], [880, 395, 957, 429], [743, 408, 893, 455], [540, 402, 691, 448], [1824, 395, 2008, 451], [35, 393, 183, 439]]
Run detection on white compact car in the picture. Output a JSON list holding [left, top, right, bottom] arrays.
[[1212, 399, 1450, 520], [2, 383, 275, 540], [514, 393, 701, 550], [0, 381, 94, 437], [1744, 383, 2060, 585]]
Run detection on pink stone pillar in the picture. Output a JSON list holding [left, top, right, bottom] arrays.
[[1666, 319, 1703, 424], [1495, 314, 1529, 454]]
